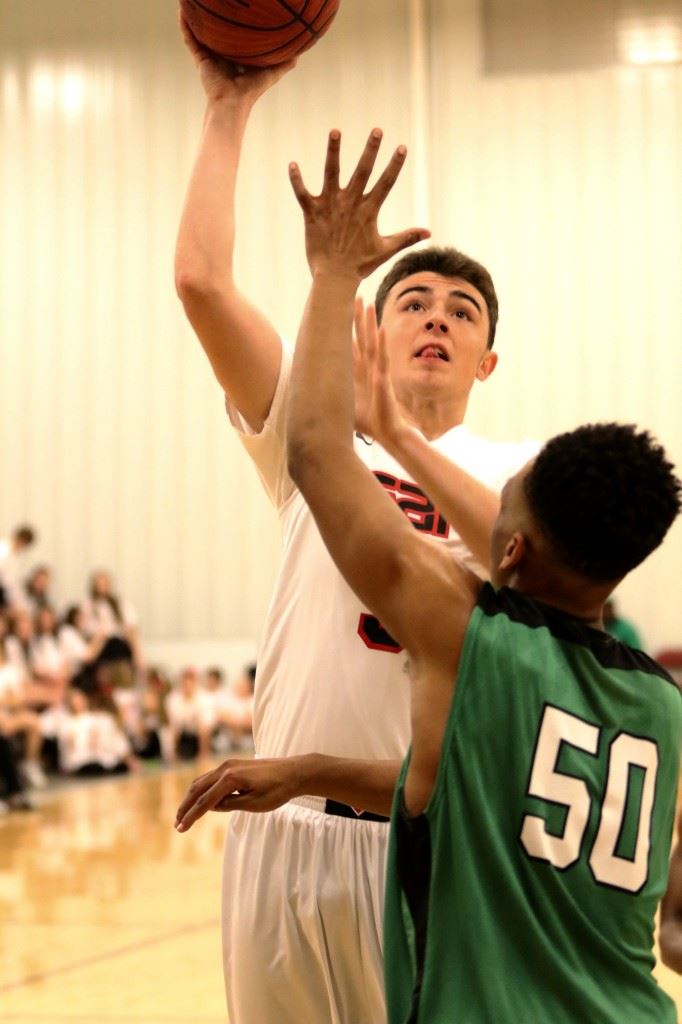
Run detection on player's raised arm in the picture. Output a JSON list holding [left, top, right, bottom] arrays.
[[286, 129, 479, 659], [174, 14, 296, 431]]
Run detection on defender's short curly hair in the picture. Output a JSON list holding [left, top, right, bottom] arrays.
[[524, 423, 681, 582], [374, 246, 499, 349]]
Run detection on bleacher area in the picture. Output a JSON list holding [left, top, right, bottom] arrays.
[[144, 637, 257, 683]]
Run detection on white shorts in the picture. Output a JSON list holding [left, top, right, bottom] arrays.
[[222, 795, 390, 1024]]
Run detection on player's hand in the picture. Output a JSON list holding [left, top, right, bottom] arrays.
[[179, 12, 297, 104], [289, 128, 430, 281], [354, 299, 412, 447], [174, 756, 306, 832]]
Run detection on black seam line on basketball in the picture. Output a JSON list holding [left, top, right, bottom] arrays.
[[188, 0, 314, 32], [237, 6, 337, 58], [274, 0, 324, 39], [0, 918, 220, 994], [223, 11, 337, 60], [200, 9, 337, 63]]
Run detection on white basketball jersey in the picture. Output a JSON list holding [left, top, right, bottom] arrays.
[[227, 344, 537, 760]]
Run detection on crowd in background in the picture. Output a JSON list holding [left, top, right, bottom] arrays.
[[0, 521, 651, 821], [0, 523, 255, 816]]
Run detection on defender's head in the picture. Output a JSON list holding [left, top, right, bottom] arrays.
[[492, 423, 681, 592]]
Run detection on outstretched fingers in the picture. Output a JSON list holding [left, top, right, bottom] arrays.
[[322, 129, 341, 192], [174, 766, 222, 828], [382, 226, 432, 263], [289, 161, 313, 213], [175, 764, 246, 831], [345, 128, 384, 198], [376, 321, 391, 377], [368, 144, 408, 209]]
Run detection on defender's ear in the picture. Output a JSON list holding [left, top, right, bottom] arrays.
[[498, 532, 526, 572]]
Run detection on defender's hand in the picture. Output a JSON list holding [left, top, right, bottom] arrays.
[[289, 128, 430, 281], [174, 756, 306, 832], [354, 300, 412, 448]]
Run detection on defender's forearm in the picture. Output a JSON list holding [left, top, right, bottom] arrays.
[[288, 271, 360, 462], [298, 753, 401, 817]]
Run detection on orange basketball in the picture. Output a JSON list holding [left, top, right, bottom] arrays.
[[179, 0, 341, 67]]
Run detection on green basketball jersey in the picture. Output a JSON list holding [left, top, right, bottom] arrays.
[[384, 584, 682, 1024]]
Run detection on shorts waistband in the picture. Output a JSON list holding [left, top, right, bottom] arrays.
[[289, 795, 390, 823]]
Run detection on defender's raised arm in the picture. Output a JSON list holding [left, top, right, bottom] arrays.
[[286, 129, 478, 663]]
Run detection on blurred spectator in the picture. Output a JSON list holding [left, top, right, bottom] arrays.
[[31, 607, 70, 688], [208, 663, 254, 751], [166, 667, 213, 760], [96, 660, 141, 741], [58, 605, 108, 679], [6, 610, 65, 710], [603, 597, 644, 650], [5, 609, 32, 678], [57, 686, 136, 777], [135, 666, 172, 760], [0, 733, 36, 813], [201, 667, 232, 753], [80, 570, 143, 679], [0, 524, 36, 612], [0, 627, 47, 788], [24, 564, 56, 616]]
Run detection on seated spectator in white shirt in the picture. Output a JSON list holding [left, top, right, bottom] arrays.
[[0, 631, 47, 789], [205, 664, 254, 751], [58, 605, 108, 679], [31, 607, 70, 689], [0, 524, 35, 613], [24, 564, 56, 617], [57, 686, 136, 777], [135, 666, 172, 760], [166, 667, 214, 761], [7, 609, 67, 711], [80, 570, 143, 674]]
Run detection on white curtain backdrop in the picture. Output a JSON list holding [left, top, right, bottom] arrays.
[[1, 0, 680, 652]]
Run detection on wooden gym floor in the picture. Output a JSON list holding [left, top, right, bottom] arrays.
[[0, 764, 226, 1023], [2, 763, 682, 1023]]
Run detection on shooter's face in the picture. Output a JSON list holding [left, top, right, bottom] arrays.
[[380, 272, 497, 407]]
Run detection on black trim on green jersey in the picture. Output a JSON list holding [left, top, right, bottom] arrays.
[[396, 799, 432, 1024], [478, 584, 677, 685]]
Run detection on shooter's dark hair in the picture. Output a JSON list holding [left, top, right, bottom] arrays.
[[374, 246, 499, 349], [525, 423, 682, 583]]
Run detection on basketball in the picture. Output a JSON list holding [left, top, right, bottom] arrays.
[[179, 0, 341, 67]]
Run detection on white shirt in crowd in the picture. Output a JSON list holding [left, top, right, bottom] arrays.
[[30, 634, 68, 678], [80, 596, 137, 638], [166, 687, 215, 732], [0, 539, 28, 611], [58, 711, 131, 773], [58, 624, 90, 675], [0, 661, 24, 703]]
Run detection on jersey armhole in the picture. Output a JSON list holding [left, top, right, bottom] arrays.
[[421, 602, 486, 817]]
